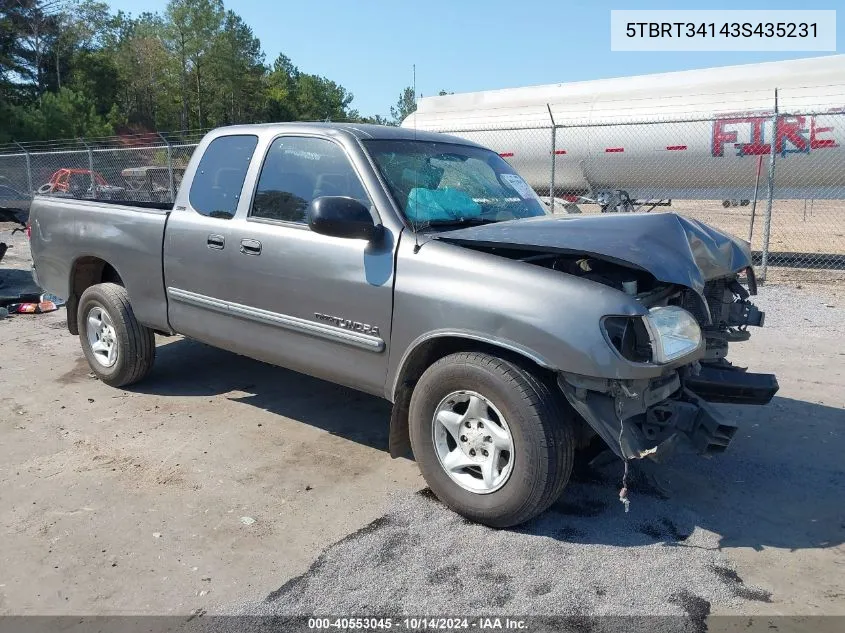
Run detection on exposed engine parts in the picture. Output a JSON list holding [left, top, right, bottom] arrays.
[[519, 253, 660, 295], [529, 255, 776, 462], [679, 271, 765, 364], [681, 273, 764, 329], [454, 244, 775, 461], [516, 251, 767, 370]]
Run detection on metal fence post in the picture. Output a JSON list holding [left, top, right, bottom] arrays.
[[80, 138, 95, 199], [158, 132, 175, 202], [13, 142, 34, 195], [747, 154, 764, 243], [547, 104, 556, 213], [760, 89, 778, 281]]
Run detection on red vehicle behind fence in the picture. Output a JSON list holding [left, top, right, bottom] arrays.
[[38, 169, 124, 199]]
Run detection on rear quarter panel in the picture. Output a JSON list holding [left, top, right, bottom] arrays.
[[28, 196, 170, 330]]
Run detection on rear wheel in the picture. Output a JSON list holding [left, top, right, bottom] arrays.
[[78, 283, 155, 387], [409, 352, 574, 527]]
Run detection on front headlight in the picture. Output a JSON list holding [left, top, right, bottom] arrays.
[[645, 306, 703, 364]]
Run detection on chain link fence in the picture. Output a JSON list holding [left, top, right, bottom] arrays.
[[428, 88, 845, 283], [1, 98, 844, 283], [0, 130, 206, 210]]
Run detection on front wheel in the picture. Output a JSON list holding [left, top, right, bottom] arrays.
[[78, 283, 156, 387], [408, 352, 574, 527]]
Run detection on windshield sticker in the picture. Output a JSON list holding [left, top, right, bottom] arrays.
[[501, 174, 535, 199]]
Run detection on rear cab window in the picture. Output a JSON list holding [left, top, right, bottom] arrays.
[[189, 135, 258, 219]]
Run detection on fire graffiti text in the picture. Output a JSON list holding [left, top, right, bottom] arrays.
[[712, 115, 838, 158]]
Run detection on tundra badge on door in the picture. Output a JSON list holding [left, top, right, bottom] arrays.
[[314, 312, 380, 336]]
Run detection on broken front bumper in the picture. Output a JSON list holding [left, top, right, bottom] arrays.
[[558, 366, 779, 460]]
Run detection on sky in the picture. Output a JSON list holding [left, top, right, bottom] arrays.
[[104, 0, 843, 118]]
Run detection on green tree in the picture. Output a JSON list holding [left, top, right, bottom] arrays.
[[390, 86, 416, 124], [0, 1, 33, 92], [1, 0, 371, 141], [358, 114, 391, 126], [1, 0, 60, 139], [265, 53, 300, 121], [17, 87, 113, 139], [205, 11, 265, 125], [264, 53, 357, 123], [295, 74, 354, 121], [113, 12, 180, 130], [65, 49, 121, 117], [165, 0, 224, 129], [50, 0, 113, 91], [11, 0, 62, 98]]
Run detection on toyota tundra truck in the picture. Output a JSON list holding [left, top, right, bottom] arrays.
[[28, 123, 778, 527]]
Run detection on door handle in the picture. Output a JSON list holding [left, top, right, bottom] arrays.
[[207, 234, 225, 249], [240, 238, 262, 255]]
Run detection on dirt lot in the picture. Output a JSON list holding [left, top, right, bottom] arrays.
[[1, 223, 843, 622]]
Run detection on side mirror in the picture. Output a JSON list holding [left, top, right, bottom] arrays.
[[308, 196, 383, 241]]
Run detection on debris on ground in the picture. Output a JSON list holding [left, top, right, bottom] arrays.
[[40, 292, 65, 307], [240, 516, 256, 526], [5, 300, 58, 314]]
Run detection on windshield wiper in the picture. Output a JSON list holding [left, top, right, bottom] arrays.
[[423, 218, 498, 228]]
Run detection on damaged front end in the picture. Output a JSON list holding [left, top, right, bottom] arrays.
[[559, 366, 777, 460], [559, 269, 779, 461], [434, 212, 779, 461]]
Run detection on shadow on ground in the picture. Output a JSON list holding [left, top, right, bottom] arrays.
[[0, 268, 42, 304], [130, 337, 393, 452], [130, 337, 845, 557]]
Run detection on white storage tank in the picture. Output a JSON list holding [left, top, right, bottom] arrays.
[[402, 56, 845, 200]]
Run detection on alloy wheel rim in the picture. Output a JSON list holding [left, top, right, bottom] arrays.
[[86, 306, 118, 368], [431, 390, 515, 494]]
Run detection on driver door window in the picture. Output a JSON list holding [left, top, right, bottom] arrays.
[[250, 137, 370, 223]]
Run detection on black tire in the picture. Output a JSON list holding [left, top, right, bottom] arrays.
[[78, 282, 155, 387], [409, 352, 574, 528]]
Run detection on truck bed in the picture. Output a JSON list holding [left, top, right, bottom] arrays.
[[28, 195, 172, 332], [40, 195, 173, 212]]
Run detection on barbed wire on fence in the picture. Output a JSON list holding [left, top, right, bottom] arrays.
[[0, 128, 211, 155]]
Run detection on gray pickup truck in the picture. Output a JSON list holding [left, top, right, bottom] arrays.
[[28, 123, 778, 527]]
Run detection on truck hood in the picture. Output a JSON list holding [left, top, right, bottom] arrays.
[[433, 212, 752, 294]]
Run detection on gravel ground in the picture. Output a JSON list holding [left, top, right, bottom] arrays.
[[235, 479, 749, 623], [751, 282, 845, 333]]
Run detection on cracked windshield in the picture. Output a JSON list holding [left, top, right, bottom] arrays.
[[363, 140, 549, 228]]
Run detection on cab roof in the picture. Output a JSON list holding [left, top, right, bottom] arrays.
[[209, 121, 484, 148]]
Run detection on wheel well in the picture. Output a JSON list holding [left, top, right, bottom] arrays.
[[388, 336, 556, 458], [395, 337, 556, 400], [66, 257, 124, 335]]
